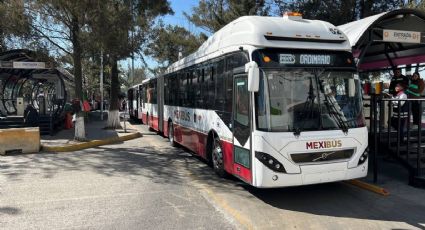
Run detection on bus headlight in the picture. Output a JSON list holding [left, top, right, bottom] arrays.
[[255, 151, 286, 173], [357, 148, 368, 166]]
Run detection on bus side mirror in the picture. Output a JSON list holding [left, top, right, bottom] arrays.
[[245, 61, 259, 92]]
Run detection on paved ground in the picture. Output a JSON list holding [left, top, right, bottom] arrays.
[[0, 124, 235, 229], [1, 121, 425, 229]]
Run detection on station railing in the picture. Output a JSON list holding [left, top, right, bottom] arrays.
[[368, 94, 425, 187]]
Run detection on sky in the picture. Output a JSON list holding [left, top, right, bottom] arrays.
[[122, 0, 202, 73]]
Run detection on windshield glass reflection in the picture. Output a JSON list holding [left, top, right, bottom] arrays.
[[255, 69, 365, 132]]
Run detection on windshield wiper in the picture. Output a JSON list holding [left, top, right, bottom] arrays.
[[323, 95, 349, 133]]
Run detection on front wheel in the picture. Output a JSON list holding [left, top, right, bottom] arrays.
[[168, 122, 176, 147], [212, 137, 227, 178]]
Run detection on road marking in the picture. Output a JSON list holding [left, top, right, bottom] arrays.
[[199, 185, 254, 230], [134, 124, 253, 229], [344, 179, 390, 196]]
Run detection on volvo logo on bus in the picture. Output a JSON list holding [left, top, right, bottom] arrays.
[[306, 140, 342, 149], [312, 151, 336, 162], [300, 54, 331, 65], [279, 54, 296, 64]]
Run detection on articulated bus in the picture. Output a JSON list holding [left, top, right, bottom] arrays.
[[136, 13, 368, 188]]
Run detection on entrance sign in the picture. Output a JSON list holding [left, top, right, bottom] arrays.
[[383, 29, 421, 44], [13, 62, 46, 69]]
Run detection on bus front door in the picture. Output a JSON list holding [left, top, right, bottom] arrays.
[[232, 75, 252, 183]]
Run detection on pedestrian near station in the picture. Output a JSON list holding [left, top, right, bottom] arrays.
[[391, 83, 408, 142], [389, 68, 409, 96], [406, 72, 424, 129]]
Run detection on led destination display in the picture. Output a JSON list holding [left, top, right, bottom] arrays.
[[253, 48, 356, 68]]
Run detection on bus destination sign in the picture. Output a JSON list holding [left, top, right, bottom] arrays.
[[253, 48, 356, 68], [280, 54, 332, 65]]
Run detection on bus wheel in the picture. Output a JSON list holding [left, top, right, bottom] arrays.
[[168, 122, 176, 147], [212, 137, 226, 177]]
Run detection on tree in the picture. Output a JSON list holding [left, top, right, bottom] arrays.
[[89, 0, 172, 129], [10, 0, 99, 141], [0, 0, 33, 52], [145, 24, 206, 69], [272, 0, 402, 25], [184, 0, 269, 33], [406, 0, 425, 9]]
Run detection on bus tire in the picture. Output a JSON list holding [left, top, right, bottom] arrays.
[[212, 137, 227, 178], [168, 121, 176, 147]]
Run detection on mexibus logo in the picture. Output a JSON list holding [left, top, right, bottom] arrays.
[[306, 140, 342, 149]]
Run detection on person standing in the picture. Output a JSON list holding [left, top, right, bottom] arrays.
[[406, 72, 424, 128], [23, 104, 39, 127], [391, 83, 408, 142], [389, 68, 409, 96]]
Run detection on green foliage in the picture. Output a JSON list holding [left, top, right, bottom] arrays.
[[0, 0, 33, 52], [89, 0, 173, 60], [406, 0, 425, 9], [145, 23, 206, 68], [184, 0, 268, 33], [120, 67, 148, 90], [273, 0, 402, 25]]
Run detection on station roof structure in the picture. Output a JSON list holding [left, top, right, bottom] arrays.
[[338, 9, 425, 72], [0, 49, 73, 116]]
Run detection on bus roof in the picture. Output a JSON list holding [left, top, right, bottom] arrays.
[[167, 15, 351, 73]]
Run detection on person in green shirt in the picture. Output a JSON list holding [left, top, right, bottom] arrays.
[[406, 72, 424, 128]]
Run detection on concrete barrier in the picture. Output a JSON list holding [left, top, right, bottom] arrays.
[[0, 127, 40, 155]]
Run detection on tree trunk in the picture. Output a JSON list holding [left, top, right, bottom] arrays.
[[71, 16, 86, 141], [106, 55, 121, 129]]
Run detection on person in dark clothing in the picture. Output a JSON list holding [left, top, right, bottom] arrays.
[[406, 72, 425, 127], [23, 104, 39, 127], [389, 68, 409, 96]]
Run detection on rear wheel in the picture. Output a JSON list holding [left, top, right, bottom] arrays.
[[168, 122, 176, 147], [212, 137, 227, 177]]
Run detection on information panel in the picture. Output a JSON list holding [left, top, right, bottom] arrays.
[[383, 29, 421, 44]]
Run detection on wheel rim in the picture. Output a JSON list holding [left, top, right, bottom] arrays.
[[169, 123, 174, 143], [212, 140, 223, 170]]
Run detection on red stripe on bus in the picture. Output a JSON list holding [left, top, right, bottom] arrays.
[[221, 140, 234, 175], [169, 123, 251, 184]]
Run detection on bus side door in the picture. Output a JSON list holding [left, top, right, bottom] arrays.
[[233, 75, 252, 183]]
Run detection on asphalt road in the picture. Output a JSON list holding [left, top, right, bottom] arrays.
[[0, 127, 235, 229], [1, 123, 425, 230]]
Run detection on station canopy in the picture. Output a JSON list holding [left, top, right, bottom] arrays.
[[0, 49, 74, 117], [338, 9, 425, 72]]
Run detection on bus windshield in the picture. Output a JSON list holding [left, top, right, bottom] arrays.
[[255, 69, 365, 133]]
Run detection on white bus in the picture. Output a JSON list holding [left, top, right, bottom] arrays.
[[127, 84, 142, 121], [139, 78, 162, 131], [143, 13, 368, 187]]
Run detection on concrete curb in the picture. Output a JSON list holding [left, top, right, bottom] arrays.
[[41, 132, 142, 152]]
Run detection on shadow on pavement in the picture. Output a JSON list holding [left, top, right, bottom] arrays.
[[0, 207, 21, 215], [242, 175, 425, 228], [3, 130, 424, 228]]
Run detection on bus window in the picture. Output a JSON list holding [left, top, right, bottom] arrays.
[[195, 68, 203, 108], [236, 79, 249, 125], [215, 59, 225, 111]]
